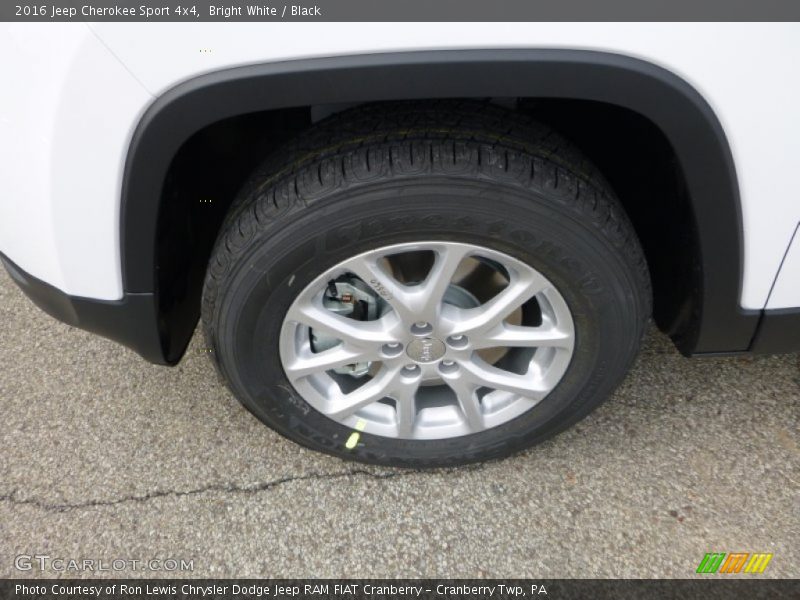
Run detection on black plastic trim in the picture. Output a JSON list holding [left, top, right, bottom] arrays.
[[0, 253, 174, 365], [120, 49, 758, 359], [750, 308, 800, 354], [6, 249, 793, 364]]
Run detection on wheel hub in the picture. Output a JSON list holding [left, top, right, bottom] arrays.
[[405, 337, 446, 363]]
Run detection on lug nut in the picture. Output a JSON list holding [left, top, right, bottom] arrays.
[[382, 343, 403, 357], [410, 322, 433, 336], [402, 364, 422, 378], [446, 334, 469, 348], [438, 360, 459, 375]]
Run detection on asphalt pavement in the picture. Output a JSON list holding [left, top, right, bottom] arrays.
[[0, 267, 797, 578]]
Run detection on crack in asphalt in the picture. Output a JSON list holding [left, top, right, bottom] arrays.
[[0, 465, 483, 513]]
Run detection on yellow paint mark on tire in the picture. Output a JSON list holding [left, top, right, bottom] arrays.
[[345, 419, 368, 450]]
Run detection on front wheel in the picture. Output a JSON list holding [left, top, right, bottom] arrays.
[[202, 102, 651, 467]]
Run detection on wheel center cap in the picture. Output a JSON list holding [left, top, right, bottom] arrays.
[[406, 337, 446, 363]]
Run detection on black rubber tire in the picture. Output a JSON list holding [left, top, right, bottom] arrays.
[[202, 100, 652, 468]]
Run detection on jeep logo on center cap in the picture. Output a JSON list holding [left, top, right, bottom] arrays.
[[406, 337, 446, 363]]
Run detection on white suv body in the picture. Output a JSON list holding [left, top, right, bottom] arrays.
[[1, 22, 797, 465], [2, 23, 799, 308]]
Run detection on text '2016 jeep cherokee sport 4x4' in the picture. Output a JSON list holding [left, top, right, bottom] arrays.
[[1, 23, 798, 467]]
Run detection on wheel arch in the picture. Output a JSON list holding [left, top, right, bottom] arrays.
[[121, 49, 755, 363]]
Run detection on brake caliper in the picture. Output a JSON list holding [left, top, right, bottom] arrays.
[[311, 278, 381, 378]]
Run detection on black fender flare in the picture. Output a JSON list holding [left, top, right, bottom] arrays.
[[121, 49, 756, 361]]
